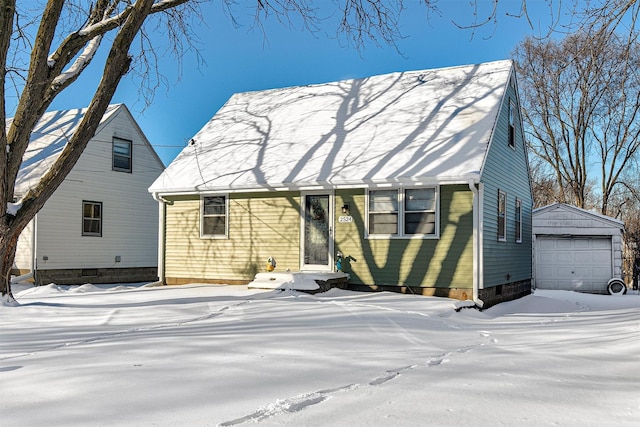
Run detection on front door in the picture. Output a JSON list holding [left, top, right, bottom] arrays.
[[302, 193, 333, 271]]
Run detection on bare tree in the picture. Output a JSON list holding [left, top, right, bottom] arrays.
[[514, 24, 640, 215], [1, 0, 450, 301], [5, 0, 639, 301]]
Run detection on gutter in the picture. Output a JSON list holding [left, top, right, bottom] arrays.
[[468, 180, 485, 309]]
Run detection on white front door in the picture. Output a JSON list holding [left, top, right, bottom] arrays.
[[301, 193, 333, 271]]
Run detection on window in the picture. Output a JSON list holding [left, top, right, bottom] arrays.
[[515, 198, 522, 243], [113, 137, 132, 172], [508, 100, 516, 148], [369, 190, 398, 235], [201, 195, 227, 238], [404, 188, 437, 235], [82, 201, 102, 237], [498, 191, 506, 241], [368, 188, 438, 238]]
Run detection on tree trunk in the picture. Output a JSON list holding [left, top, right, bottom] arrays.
[[0, 223, 19, 300]]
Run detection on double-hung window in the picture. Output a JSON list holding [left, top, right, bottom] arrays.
[[498, 191, 506, 241], [82, 201, 102, 237], [368, 188, 438, 238], [201, 195, 228, 238], [113, 137, 132, 172], [515, 198, 522, 243], [369, 190, 398, 235]]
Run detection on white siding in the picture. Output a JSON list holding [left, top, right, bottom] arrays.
[[33, 107, 163, 270], [533, 205, 623, 237], [13, 218, 34, 271]]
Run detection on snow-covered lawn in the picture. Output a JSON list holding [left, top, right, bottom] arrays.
[[1, 283, 639, 426]]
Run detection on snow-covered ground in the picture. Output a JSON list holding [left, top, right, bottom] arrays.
[[1, 282, 639, 426]]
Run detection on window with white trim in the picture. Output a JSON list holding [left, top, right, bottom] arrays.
[[82, 201, 102, 237], [368, 188, 438, 238], [113, 137, 132, 172], [201, 195, 228, 238], [498, 190, 506, 241], [369, 190, 398, 235], [508, 100, 516, 148], [515, 198, 522, 243]]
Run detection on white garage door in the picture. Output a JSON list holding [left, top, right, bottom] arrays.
[[535, 236, 612, 293]]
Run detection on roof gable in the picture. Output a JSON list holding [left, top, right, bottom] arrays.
[[12, 104, 133, 195], [533, 203, 624, 230], [151, 60, 513, 194]]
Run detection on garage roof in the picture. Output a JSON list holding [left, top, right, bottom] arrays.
[[533, 203, 624, 236]]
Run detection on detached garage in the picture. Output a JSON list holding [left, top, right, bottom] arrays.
[[533, 203, 625, 294]]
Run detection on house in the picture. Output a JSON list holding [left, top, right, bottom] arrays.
[[533, 203, 626, 294], [149, 60, 533, 308], [11, 104, 165, 285]]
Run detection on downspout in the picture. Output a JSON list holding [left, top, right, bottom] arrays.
[[469, 181, 485, 308], [149, 192, 170, 286]]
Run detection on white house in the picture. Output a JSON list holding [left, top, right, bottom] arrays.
[[533, 203, 625, 294], [11, 104, 165, 285]]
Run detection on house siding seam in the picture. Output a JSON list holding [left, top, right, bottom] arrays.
[[481, 76, 533, 290]]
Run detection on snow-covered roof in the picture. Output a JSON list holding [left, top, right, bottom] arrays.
[[150, 60, 514, 194], [12, 104, 122, 195]]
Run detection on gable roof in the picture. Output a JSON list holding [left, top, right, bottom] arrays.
[[533, 203, 624, 230], [12, 104, 160, 195], [150, 60, 514, 194]]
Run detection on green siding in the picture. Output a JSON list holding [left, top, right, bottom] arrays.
[[481, 74, 533, 287], [335, 185, 473, 289]]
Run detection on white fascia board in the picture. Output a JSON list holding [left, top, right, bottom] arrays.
[[151, 176, 482, 196]]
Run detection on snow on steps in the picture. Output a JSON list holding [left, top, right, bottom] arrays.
[[248, 272, 349, 293]]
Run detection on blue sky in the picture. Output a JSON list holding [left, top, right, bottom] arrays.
[[43, 1, 562, 166]]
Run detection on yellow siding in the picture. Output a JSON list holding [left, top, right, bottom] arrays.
[[335, 186, 473, 289], [164, 192, 300, 281]]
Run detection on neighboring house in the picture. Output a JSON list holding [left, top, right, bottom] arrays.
[[533, 203, 625, 294], [149, 60, 533, 308], [11, 104, 165, 285]]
